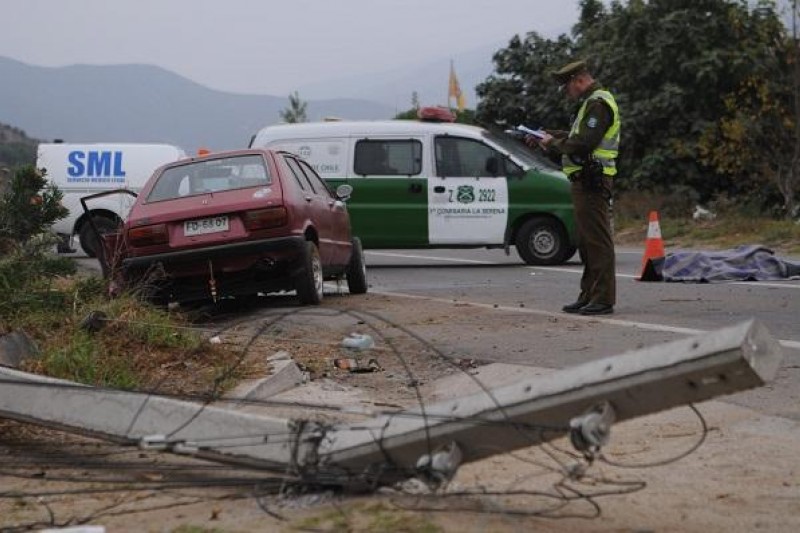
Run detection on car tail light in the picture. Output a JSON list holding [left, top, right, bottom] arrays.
[[243, 207, 288, 230], [128, 223, 168, 246]]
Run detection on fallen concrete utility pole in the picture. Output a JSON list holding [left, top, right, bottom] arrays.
[[0, 319, 782, 489]]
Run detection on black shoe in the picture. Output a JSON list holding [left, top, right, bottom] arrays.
[[562, 300, 588, 314], [579, 303, 614, 315]]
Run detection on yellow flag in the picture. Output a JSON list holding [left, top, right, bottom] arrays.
[[448, 61, 466, 112]]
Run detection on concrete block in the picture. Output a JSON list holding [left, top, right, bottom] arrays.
[[0, 330, 38, 368], [230, 351, 308, 403]]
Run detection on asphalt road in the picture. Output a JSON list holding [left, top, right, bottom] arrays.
[[74, 245, 800, 420], [362, 246, 800, 421]]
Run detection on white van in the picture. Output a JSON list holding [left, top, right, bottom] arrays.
[[36, 142, 186, 256], [249, 119, 577, 265]]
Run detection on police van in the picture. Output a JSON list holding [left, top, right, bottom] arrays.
[[248, 118, 576, 265], [37, 142, 186, 256]]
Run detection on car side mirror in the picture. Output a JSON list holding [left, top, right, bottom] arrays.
[[506, 157, 526, 179], [335, 183, 353, 201]]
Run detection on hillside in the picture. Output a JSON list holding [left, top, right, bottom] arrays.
[[0, 122, 38, 167], [0, 57, 395, 151]]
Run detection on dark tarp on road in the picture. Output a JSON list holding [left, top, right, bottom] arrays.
[[662, 245, 800, 283]]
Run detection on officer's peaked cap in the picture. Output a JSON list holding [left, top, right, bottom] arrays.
[[551, 60, 589, 85]]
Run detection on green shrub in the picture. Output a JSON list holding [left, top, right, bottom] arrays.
[[0, 165, 67, 248]]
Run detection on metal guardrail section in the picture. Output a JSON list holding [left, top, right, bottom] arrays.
[[0, 320, 783, 488]]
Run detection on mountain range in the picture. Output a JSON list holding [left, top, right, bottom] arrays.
[[0, 56, 397, 152]]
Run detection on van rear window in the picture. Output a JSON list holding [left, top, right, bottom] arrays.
[[354, 140, 422, 176]]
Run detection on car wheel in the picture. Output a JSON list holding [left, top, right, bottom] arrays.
[[346, 237, 368, 295], [515, 216, 571, 266], [79, 215, 118, 259], [295, 241, 323, 305]]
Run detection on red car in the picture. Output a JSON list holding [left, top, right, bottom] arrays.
[[107, 148, 367, 305]]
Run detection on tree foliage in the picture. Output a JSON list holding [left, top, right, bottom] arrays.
[[476, 0, 797, 216], [279, 91, 308, 123], [0, 165, 68, 251]]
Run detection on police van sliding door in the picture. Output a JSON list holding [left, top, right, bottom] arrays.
[[349, 139, 427, 247], [430, 136, 509, 244]]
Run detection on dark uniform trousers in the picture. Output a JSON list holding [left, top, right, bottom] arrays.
[[571, 175, 616, 306]]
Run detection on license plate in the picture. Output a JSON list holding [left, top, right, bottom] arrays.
[[184, 216, 229, 236]]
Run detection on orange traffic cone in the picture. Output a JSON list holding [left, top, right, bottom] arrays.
[[637, 211, 665, 281]]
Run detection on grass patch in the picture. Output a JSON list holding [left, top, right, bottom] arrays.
[[293, 501, 441, 533], [1, 248, 252, 396], [41, 330, 138, 389], [171, 526, 226, 533], [615, 212, 800, 255], [21, 290, 250, 395]]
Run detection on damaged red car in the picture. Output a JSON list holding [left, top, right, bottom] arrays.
[[104, 148, 367, 305]]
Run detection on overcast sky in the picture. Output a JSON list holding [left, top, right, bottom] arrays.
[[1, 0, 583, 95]]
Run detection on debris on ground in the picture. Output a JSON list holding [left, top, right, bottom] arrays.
[[333, 357, 383, 373], [79, 310, 108, 333], [341, 332, 375, 351]]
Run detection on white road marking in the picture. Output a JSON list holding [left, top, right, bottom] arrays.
[[366, 251, 496, 265], [729, 281, 800, 289], [371, 289, 800, 351], [531, 266, 800, 288], [367, 252, 800, 289]]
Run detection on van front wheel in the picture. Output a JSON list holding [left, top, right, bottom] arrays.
[[515, 217, 571, 266]]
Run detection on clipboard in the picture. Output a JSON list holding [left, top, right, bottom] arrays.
[[516, 125, 546, 139]]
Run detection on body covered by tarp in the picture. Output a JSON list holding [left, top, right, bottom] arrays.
[[663, 245, 800, 282]]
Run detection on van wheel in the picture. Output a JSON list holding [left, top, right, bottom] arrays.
[[79, 215, 119, 258], [515, 217, 571, 266], [346, 237, 368, 295], [295, 241, 323, 305]]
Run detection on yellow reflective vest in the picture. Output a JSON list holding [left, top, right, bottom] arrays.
[[562, 89, 620, 178]]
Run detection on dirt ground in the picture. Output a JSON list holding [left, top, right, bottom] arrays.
[[2, 292, 799, 532]]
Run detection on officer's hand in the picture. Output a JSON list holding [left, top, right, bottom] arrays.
[[523, 135, 538, 148], [537, 132, 554, 150]]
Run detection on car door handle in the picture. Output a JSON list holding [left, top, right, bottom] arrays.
[[433, 186, 446, 193], [304, 195, 312, 202], [409, 183, 423, 194]]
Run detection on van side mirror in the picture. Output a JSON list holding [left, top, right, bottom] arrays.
[[335, 183, 353, 201]]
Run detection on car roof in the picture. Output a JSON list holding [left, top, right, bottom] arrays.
[[252, 120, 488, 142]]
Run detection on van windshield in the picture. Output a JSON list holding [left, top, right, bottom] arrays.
[[482, 130, 561, 172]]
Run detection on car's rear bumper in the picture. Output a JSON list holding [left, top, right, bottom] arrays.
[[121, 235, 306, 271]]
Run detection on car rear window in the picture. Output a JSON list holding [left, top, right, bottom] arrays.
[[146, 154, 271, 202]]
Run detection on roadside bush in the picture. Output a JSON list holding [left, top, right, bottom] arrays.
[[0, 245, 76, 330], [0, 165, 67, 250], [615, 186, 699, 223]]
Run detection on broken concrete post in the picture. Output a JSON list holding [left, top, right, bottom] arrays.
[[0, 319, 783, 489], [317, 319, 782, 484]]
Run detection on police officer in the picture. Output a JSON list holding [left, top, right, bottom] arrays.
[[527, 60, 620, 315]]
